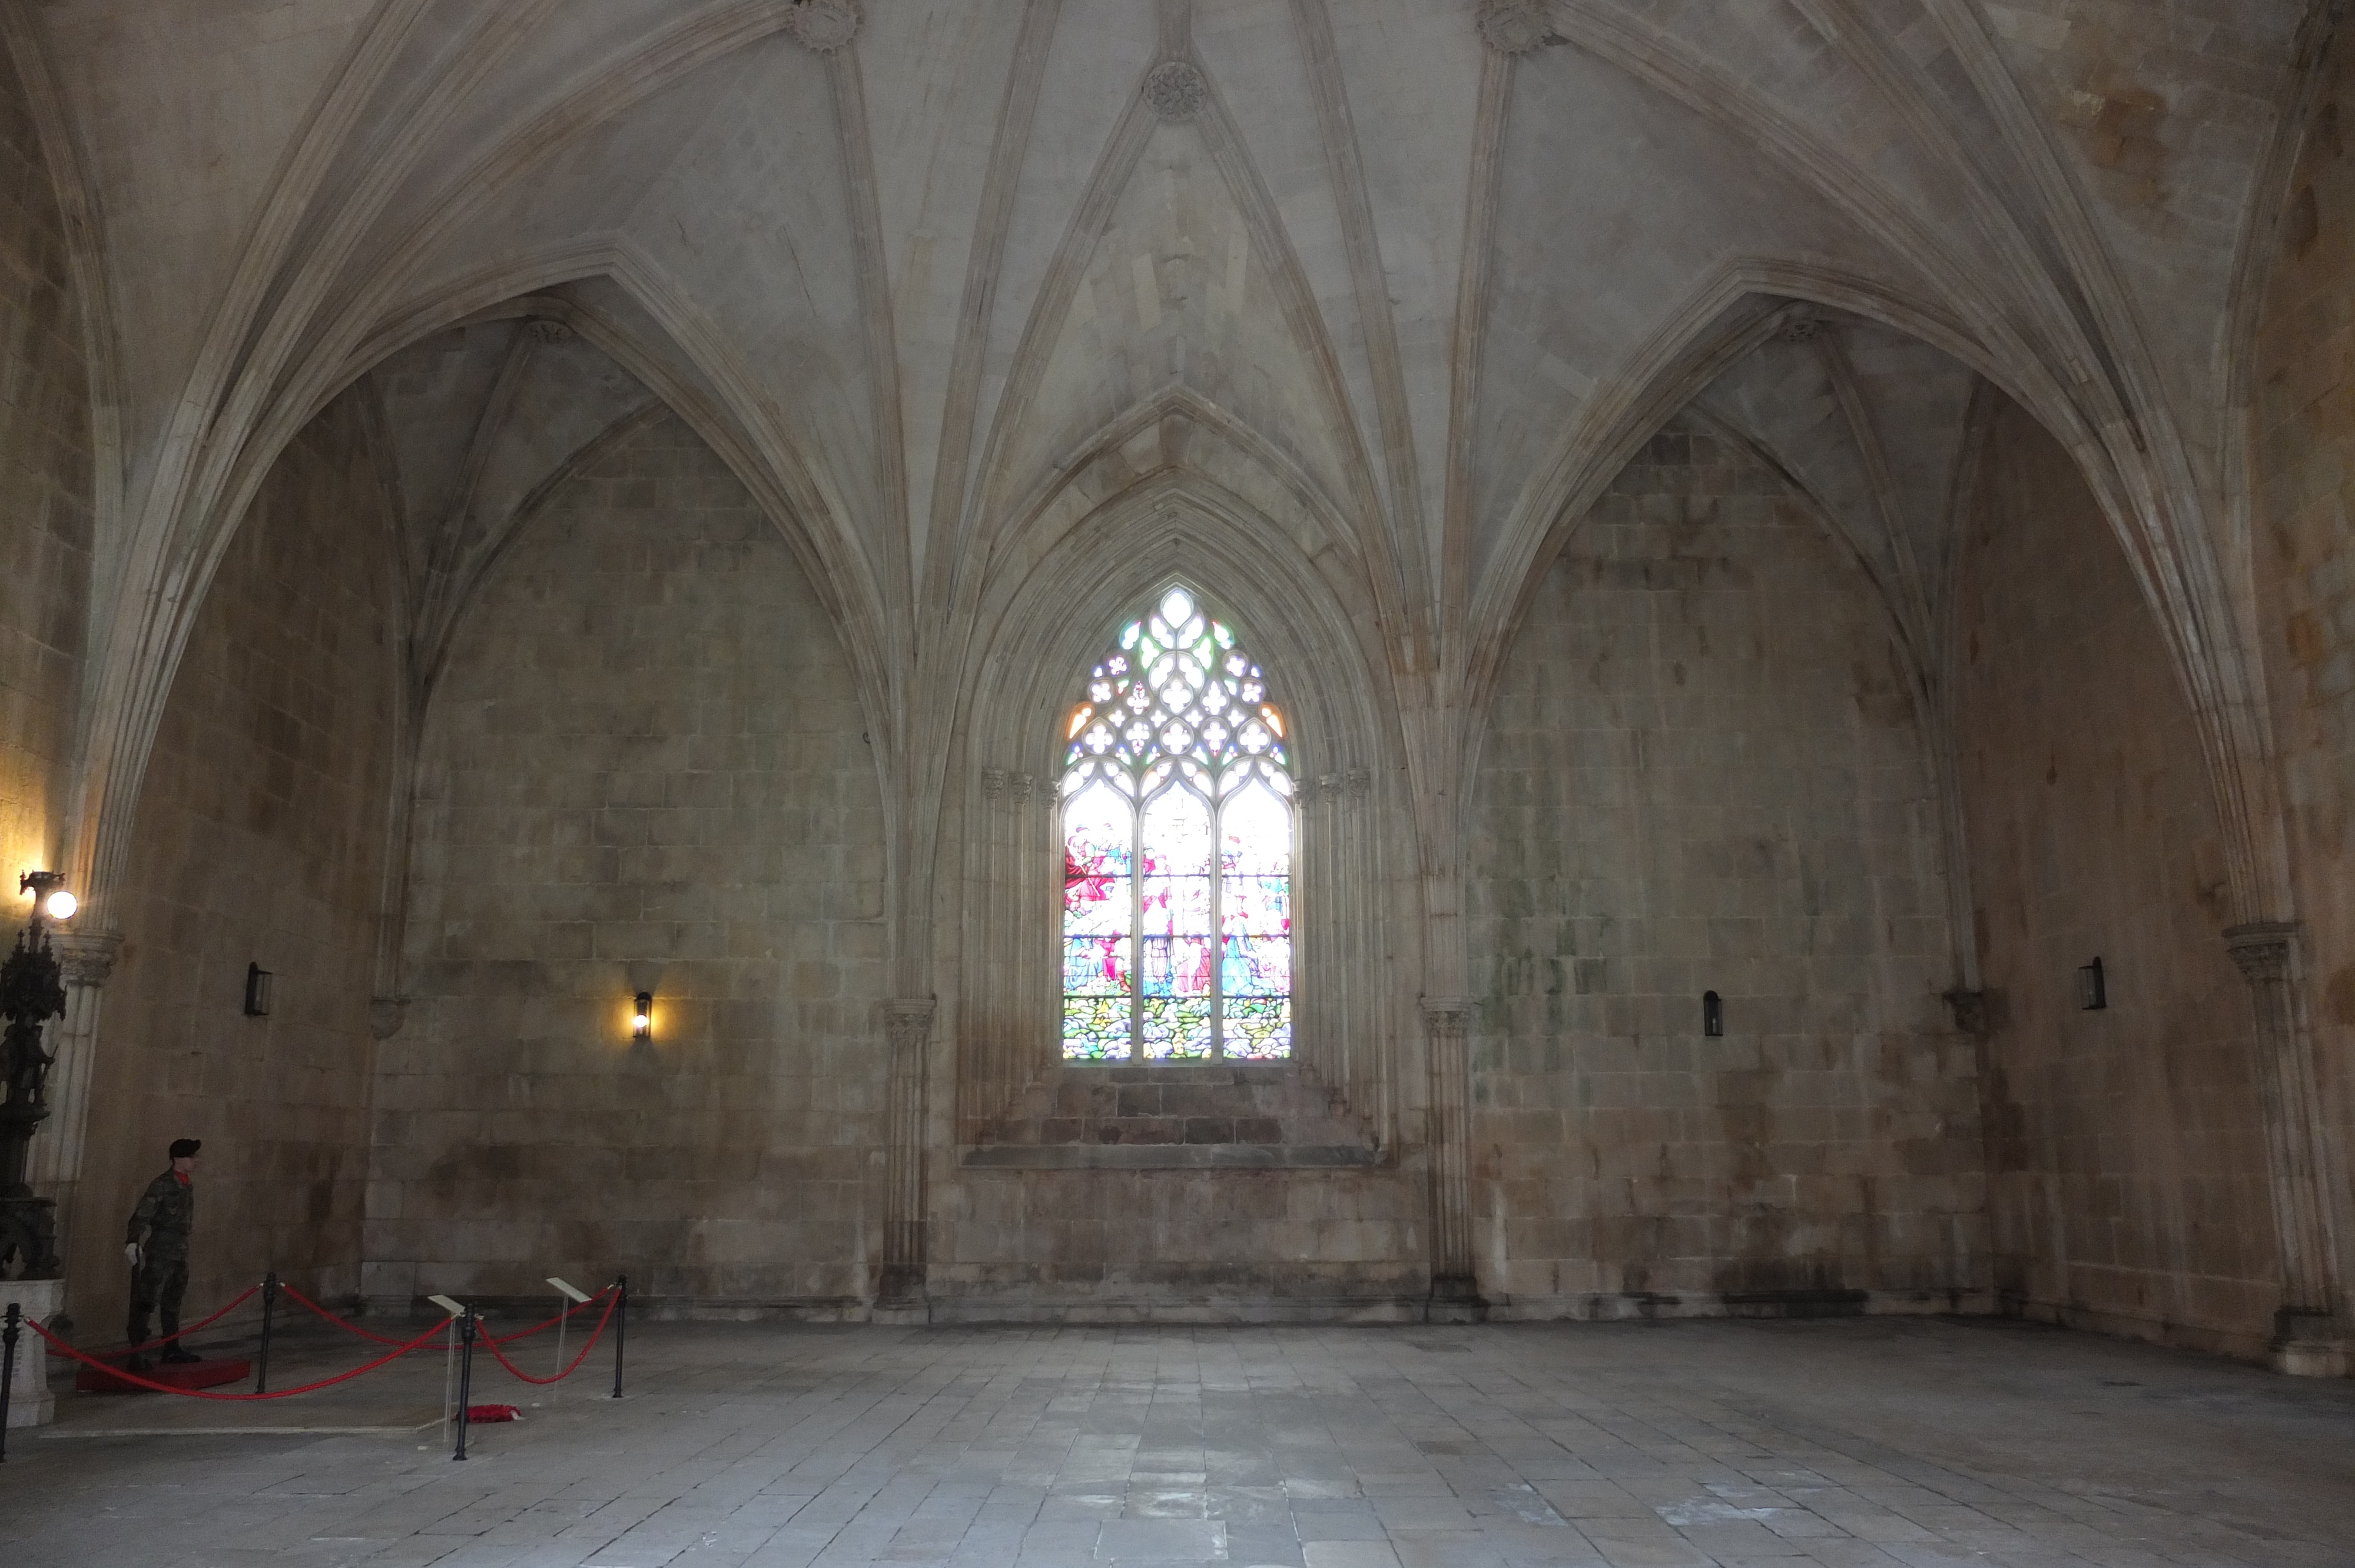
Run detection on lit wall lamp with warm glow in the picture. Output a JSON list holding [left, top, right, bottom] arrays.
[[2077, 956, 2107, 1012], [18, 871, 75, 926], [632, 991, 654, 1043]]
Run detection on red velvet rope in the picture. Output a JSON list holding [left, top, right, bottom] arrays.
[[25, 1311, 450, 1401], [42, 1282, 261, 1360], [277, 1284, 427, 1347], [477, 1287, 619, 1385], [278, 1282, 613, 1348], [487, 1287, 615, 1347]]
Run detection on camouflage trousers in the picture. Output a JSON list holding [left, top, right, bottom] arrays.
[[128, 1246, 190, 1350]]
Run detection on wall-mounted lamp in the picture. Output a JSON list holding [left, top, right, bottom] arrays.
[[2077, 957, 2107, 1012], [244, 962, 275, 1017], [632, 992, 654, 1043], [1702, 990, 1724, 1038], [18, 870, 75, 925]]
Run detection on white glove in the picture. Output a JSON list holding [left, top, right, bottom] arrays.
[[124, 1242, 142, 1267]]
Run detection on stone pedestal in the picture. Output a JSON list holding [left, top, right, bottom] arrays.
[[2, 1276, 65, 1427], [2272, 1309, 2352, 1379]]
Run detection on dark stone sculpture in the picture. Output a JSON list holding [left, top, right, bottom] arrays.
[[0, 918, 67, 1279]]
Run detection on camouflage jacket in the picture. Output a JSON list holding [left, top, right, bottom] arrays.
[[126, 1171, 194, 1252]]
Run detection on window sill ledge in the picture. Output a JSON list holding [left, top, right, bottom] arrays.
[[959, 1143, 1385, 1171]]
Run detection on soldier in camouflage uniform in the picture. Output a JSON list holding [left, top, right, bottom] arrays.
[[124, 1138, 202, 1367]]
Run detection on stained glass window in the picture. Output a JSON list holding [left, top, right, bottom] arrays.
[[1061, 587, 1292, 1061]]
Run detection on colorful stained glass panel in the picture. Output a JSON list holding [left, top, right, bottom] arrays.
[[1060, 587, 1293, 1061], [1141, 996, 1213, 1059]]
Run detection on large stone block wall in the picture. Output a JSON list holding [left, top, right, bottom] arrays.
[[933, 1062, 1425, 1320], [0, 42, 90, 887], [1470, 424, 1985, 1315], [68, 396, 400, 1323], [1955, 398, 2278, 1356], [373, 414, 887, 1309], [2256, 26, 2355, 1267]]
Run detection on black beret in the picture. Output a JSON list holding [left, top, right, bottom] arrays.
[[168, 1138, 201, 1159]]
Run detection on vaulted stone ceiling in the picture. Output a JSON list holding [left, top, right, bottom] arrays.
[[10, 0, 2333, 958]]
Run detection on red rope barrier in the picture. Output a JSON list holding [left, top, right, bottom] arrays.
[[489, 1287, 615, 1347], [26, 1312, 449, 1401], [45, 1283, 262, 1360], [278, 1282, 613, 1348], [277, 1284, 422, 1347], [477, 1288, 620, 1385]]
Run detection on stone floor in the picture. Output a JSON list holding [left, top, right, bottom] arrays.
[[4, 1316, 2354, 1567]]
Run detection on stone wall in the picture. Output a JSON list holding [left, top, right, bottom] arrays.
[[68, 396, 400, 1323], [2254, 24, 2355, 1292], [1470, 423, 1984, 1316], [372, 414, 887, 1310], [0, 40, 90, 893], [1955, 398, 2277, 1356]]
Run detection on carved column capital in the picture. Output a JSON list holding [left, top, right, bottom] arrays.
[[981, 768, 1007, 803], [2225, 921, 2301, 983], [50, 931, 122, 989], [1420, 996, 1476, 1038], [883, 998, 938, 1048]]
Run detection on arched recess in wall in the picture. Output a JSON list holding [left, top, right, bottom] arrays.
[[951, 405, 1412, 1152], [384, 400, 890, 1307], [68, 244, 894, 949]]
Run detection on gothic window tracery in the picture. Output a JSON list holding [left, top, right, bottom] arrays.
[[1060, 588, 1293, 1061]]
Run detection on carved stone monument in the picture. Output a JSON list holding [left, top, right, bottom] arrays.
[[0, 894, 68, 1281]]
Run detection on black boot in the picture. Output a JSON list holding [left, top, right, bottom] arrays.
[[158, 1316, 200, 1364], [125, 1312, 151, 1371]]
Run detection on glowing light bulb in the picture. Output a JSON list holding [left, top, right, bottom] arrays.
[[44, 890, 76, 921]]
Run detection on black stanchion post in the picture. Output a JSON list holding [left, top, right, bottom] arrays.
[[453, 1306, 477, 1462], [255, 1271, 279, 1394], [1, 1301, 19, 1464], [610, 1274, 627, 1400]]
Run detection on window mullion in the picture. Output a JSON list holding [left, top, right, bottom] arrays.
[[1210, 788, 1224, 1059]]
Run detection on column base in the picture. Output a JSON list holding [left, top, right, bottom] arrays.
[[873, 1265, 930, 1325], [2, 1276, 65, 1427], [2271, 1310, 2350, 1378], [1427, 1274, 1488, 1325]]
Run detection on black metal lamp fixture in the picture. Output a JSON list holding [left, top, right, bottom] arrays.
[[1702, 990, 1724, 1038], [2077, 956, 2107, 1011], [244, 962, 274, 1017], [632, 991, 654, 1043], [17, 870, 74, 926]]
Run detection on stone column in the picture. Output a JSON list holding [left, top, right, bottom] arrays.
[[25, 931, 122, 1262], [876, 998, 936, 1317], [1421, 995, 1485, 1321], [2225, 921, 2350, 1376]]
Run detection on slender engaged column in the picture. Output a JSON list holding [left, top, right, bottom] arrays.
[[877, 998, 936, 1314], [2224, 922, 2350, 1376], [1421, 995, 1484, 1321], [25, 931, 123, 1261]]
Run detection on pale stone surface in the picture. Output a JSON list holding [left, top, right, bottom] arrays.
[[1472, 424, 1983, 1314], [1955, 401, 2280, 1358], [61, 395, 400, 1330], [2255, 29, 2355, 1303], [374, 413, 887, 1310], [5, 1320, 2355, 1563], [0, 34, 89, 888], [0, 1276, 61, 1426], [4, 0, 2355, 1376]]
